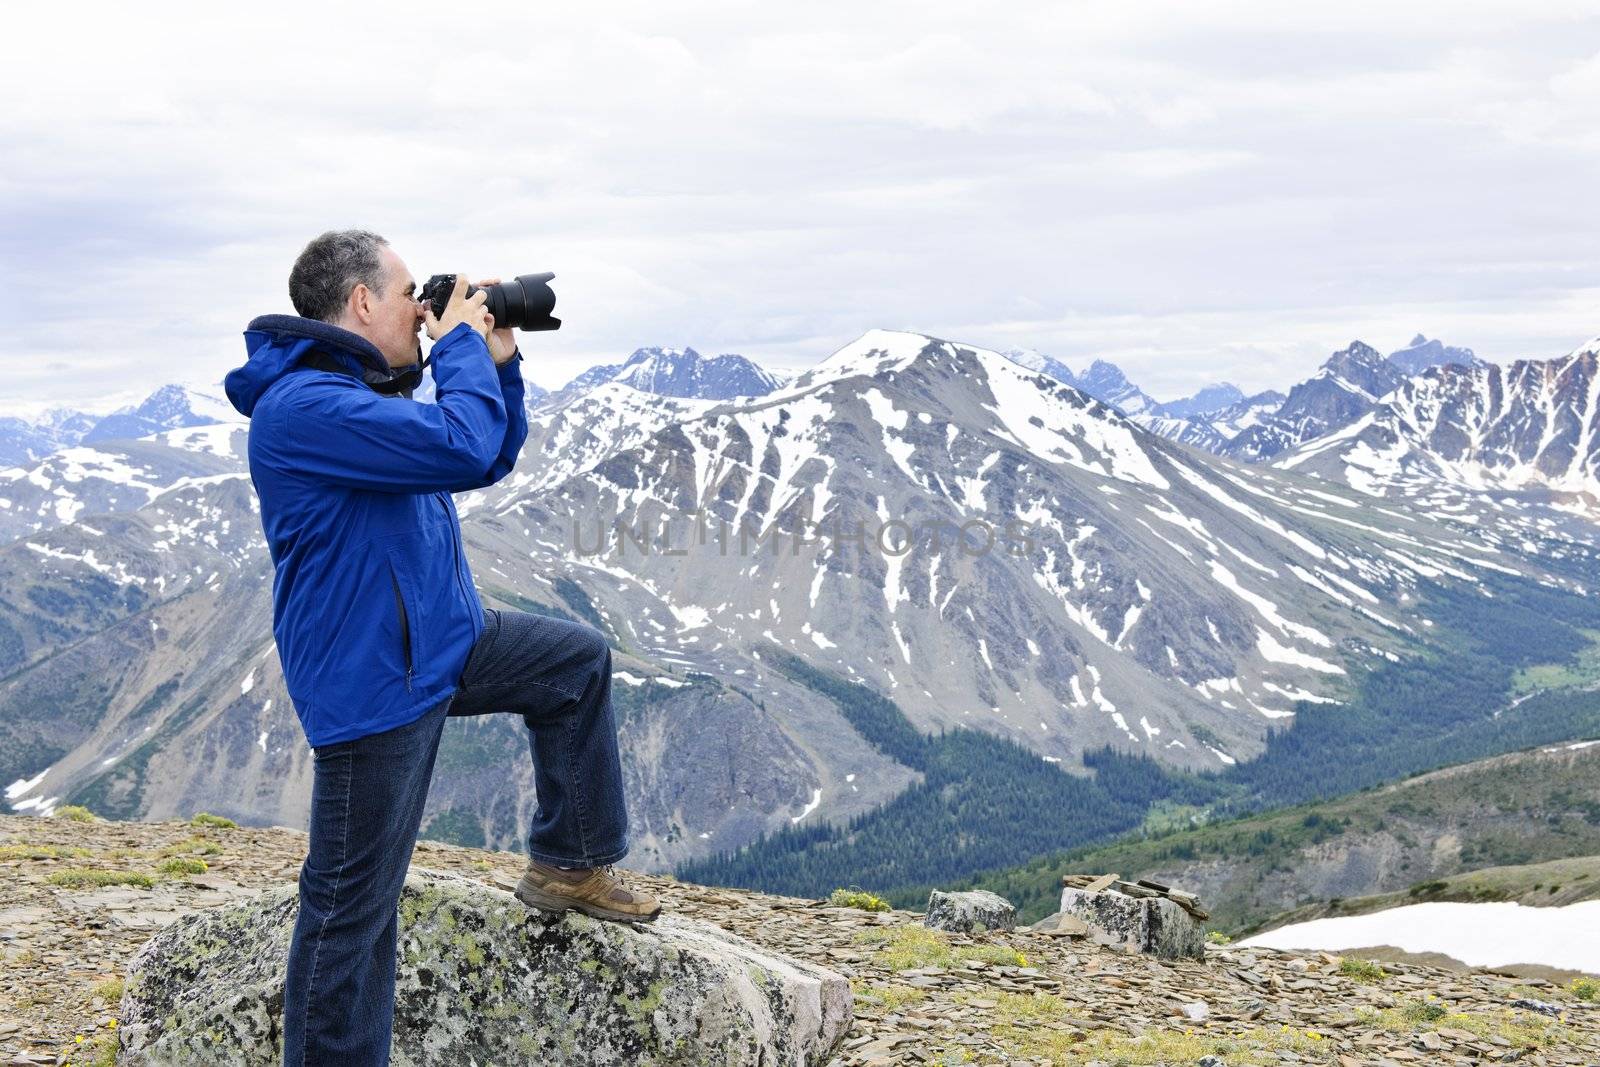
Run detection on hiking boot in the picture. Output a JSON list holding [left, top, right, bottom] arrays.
[[514, 859, 662, 923]]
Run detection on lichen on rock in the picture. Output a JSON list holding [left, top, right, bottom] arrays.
[[923, 889, 1017, 934], [118, 866, 852, 1065]]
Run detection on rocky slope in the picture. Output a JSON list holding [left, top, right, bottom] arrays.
[[969, 739, 1600, 933], [1261, 853, 1600, 930], [4, 812, 1597, 1066], [1277, 337, 1600, 511]]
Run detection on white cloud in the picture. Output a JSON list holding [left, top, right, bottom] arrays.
[[2, 1, 1599, 412]]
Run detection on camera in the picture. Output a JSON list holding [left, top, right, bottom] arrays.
[[420, 273, 561, 332]]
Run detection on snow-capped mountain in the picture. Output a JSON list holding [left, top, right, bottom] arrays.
[[1134, 336, 1485, 463], [1386, 333, 1486, 377], [1134, 389, 1286, 454], [4, 326, 1597, 877], [543, 346, 785, 410], [81, 384, 239, 445], [1223, 341, 1404, 462], [1002, 347, 1079, 387], [1278, 337, 1600, 507], [0, 426, 246, 545], [1154, 383, 1246, 420], [0, 409, 94, 468], [1073, 359, 1160, 417], [999, 349, 1159, 418]]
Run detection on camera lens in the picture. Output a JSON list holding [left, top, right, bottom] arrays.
[[421, 272, 561, 332]]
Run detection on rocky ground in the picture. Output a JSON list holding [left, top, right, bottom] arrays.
[[2, 812, 1597, 1066]]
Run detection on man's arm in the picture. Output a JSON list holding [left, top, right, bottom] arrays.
[[273, 323, 509, 494], [448, 345, 530, 492]]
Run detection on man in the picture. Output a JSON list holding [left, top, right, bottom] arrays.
[[224, 229, 660, 1067]]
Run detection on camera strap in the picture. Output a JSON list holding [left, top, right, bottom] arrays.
[[296, 350, 430, 397]]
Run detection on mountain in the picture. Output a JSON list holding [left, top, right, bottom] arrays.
[[543, 346, 785, 409], [4, 328, 1600, 893], [999, 349, 1159, 418], [1134, 389, 1286, 453], [1154, 383, 1246, 420], [967, 738, 1600, 932], [1386, 333, 1486, 377], [1135, 336, 1481, 466], [1001, 347, 1078, 387], [1224, 341, 1405, 462], [1276, 337, 1600, 507], [80, 385, 239, 445], [0, 408, 98, 468], [0, 384, 238, 472], [0, 426, 246, 545], [1072, 359, 1159, 417]]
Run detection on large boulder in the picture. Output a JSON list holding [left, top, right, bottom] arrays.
[[1058, 885, 1203, 960], [117, 867, 852, 1065], [923, 889, 1016, 933]]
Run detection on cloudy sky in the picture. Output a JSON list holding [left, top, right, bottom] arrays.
[[4, 2, 1599, 415]]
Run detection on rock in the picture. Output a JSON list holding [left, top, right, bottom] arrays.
[[1197, 1057, 1227, 1067], [118, 867, 851, 1065], [1057, 886, 1204, 960], [1182, 1000, 1209, 1021], [1509, 997, 1562, 1018], [1027, 911, 1089, 936], [923, 889, 1017, 934]]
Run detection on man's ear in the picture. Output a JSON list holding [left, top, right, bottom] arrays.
[[348, 283, 376, 326]]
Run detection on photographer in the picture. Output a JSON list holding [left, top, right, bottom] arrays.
[[224, 229, 659, 1067]]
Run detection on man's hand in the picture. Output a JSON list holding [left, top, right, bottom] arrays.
[[423, 274, 491, 343], [471, 277, 519, 366]]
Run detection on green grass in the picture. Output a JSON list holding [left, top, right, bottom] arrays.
[[852, 926, 1028, 970], [967, 992, 1333, 1067], [1513, 628, 1600, 695], [1338, 957, 1387, 982], [156, 836, 221, 857], [1356, 1002, 1573, 1051], [189, 812, 236, 828], [851, 982, 927, 1013], [46, 868, 155, 889], [155, 857, 207, 876], [1570, 976, 1599, 1002], [0, 843, 92, 860], [828, 887, 892, 912], [52, 805, 97, 822]]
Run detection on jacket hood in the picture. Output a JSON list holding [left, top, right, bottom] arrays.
[[226, 314, 403, 417]]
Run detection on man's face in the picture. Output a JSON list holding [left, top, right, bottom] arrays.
[[364, 245, 425, 369]]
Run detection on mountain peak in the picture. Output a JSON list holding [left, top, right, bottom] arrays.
[[1154, 382, 1246, 420], [1071, 359, 1157, 416], [551, 345, 783, 407], [1386, 335, 1482, 376]]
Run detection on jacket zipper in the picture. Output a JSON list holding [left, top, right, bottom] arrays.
[[440, 494, 473, 608], [391, 568, 414, 692]]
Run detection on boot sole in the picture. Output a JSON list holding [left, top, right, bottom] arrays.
[[515, 880, 660, 924]]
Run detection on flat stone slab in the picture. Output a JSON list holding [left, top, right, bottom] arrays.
[[118, 866, 852, 1065]]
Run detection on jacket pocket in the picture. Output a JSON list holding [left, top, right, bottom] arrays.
[[389, 563, 414, 692]]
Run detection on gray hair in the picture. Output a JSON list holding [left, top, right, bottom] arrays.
[[288, 229, 390, 323]]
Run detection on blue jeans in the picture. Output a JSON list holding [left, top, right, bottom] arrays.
[[281, 608, 629, 1066]]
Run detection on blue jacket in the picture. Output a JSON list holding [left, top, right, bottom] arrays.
[[224, 315, 528, 747]]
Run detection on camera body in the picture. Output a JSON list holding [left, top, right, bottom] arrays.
[[420, 273, 561, 332]]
